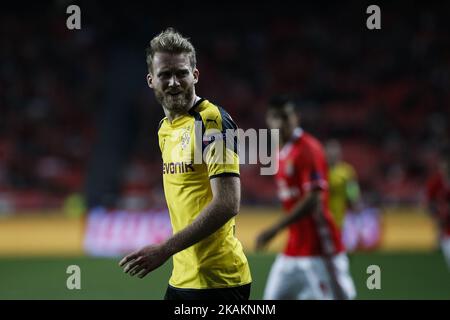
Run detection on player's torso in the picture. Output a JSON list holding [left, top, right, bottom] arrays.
[[157, 100, 251, 289], [329, 164, 351, 201], [159, 115, 210, 230], [276, 133, 329, 211], [276, 132, 343, 256], [328, 163, 353, 225], [276, 141, 302, 210]]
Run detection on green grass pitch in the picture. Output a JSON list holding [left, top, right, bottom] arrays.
[[0, 252, 449, 299]]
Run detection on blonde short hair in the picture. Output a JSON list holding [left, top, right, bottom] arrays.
[[146, 27, 196, 73]]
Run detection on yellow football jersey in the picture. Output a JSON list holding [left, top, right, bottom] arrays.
[[328, 161, 360, 228], [158, 98, 251, 289]]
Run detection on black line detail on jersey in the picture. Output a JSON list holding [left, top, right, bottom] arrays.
[[188, 97, 205, 133], [217, 106, 239, 154], [209, 172, 240, 179], [157, 118, 165, 130], [189, 109, 205, 134], [188, 97, 205, 113], [189, 100, 207, 152]]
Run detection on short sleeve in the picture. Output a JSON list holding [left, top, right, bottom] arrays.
[[297, 146, 328, 192], [202, 107, 240, 179]]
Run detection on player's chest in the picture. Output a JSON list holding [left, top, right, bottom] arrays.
[[277, 144, 302, 183], [160, 123, 197, 162], [276, 155, 302, 202], [329, 170, 347, 190]]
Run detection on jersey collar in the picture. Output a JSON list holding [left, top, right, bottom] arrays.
[[187, 97, 205, 115], [166, 97, 205, 127]]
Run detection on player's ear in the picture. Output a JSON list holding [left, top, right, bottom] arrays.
[[147, 73, 153, 89], [193, 68, 199, 84]]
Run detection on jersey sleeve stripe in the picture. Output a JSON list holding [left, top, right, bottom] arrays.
[[303, 180, 328, 191], [188, 108, 206, 142], [209, 172, 240, 179], [217, 106, 239, 154]]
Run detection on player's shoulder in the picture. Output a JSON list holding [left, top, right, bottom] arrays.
[[194, 99, 217, 117], [194, 98, 237, 130], [338, 161, 356, 175], [295, 132, 327, 166], [300, 132, 325, 153]]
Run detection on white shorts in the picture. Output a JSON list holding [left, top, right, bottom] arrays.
[[441, 236, 450, 269], [263, 253, 356, 300]]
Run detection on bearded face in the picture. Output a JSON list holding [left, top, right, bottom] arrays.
[[154, 80, 194, 114], [148, 52, 198, 115]]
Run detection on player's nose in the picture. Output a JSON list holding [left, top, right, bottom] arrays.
[[168, 75, 180, 87]]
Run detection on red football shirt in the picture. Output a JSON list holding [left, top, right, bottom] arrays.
[[275, 128, 344, 256], [426, 171, 450, 236]]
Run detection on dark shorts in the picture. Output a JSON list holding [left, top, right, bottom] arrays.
[[164, 283, 251, 301]]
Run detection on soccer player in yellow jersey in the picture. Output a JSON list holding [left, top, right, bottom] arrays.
[[119, 28, 251, 300], [325, 140, 361, 229]]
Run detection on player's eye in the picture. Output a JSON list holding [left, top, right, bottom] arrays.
[[158, 72, 171, 79], [177, 70, 189, 77]]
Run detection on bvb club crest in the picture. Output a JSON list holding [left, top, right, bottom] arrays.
[[180, 126, 191, 150]]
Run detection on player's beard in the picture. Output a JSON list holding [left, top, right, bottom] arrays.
[[155, 86, 194, 115]]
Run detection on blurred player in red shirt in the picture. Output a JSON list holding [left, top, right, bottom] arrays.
[[256, 96, 356, 299], [426, 147, 450, 269]]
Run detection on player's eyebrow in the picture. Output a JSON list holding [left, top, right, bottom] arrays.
[[157, 70, 170, 77], [157, 66, 190, 77]]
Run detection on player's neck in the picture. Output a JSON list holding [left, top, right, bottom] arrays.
[[165, 95, 200, 123], [280, 131, 293, 146], [280, 127, 301, 147]]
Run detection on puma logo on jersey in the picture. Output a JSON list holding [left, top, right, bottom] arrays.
[[206, 116, 218, 125]]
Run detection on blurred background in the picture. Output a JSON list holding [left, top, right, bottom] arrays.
[[0, 0, 449, 299]]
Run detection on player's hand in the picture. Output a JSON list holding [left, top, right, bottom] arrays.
[[255, 228, 277, 251], [119, 244, 171, 278]]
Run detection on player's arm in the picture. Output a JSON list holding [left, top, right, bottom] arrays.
[[119, 176, 240, 278], [164, 175, 240, 254], [255, 188, 321, 250]]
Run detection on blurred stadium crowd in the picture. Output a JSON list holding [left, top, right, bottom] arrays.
[[0, 1, 449, 212]]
